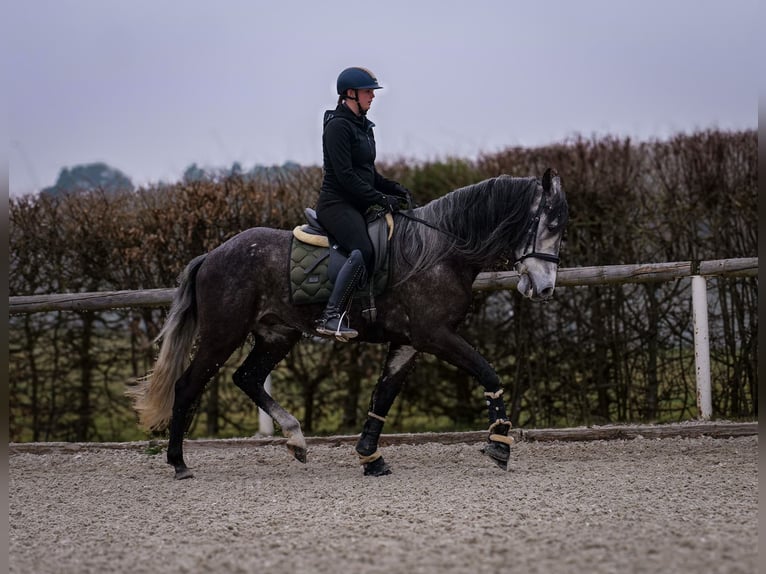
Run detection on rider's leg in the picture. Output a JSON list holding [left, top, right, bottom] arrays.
[[316, 249, 367, 340]]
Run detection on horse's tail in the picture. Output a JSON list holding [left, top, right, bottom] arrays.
[[126, 254, 207, 432]]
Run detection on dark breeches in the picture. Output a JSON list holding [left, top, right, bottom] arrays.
[[316, 202, 375, 274]]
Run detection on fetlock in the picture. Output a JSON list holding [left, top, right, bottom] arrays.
[[356, 416, 385, 456], [488, 418, 513, 441], [486, 390, 513, 445], [484, 389, 509, 424], [481, 389, 513, 469]]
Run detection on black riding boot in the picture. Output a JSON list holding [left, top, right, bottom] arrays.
[[316, 249, 367, 341]]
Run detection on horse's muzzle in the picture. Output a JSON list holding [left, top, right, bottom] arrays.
[[517, 272, 555, 301]]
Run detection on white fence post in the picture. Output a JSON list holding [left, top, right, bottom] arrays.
[[691, 276, 712, 420], [258, 374, 274, 436]]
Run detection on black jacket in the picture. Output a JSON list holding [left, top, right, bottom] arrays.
[[318, 103, 401, 213]]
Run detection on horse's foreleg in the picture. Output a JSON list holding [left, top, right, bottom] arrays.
[[356, 344, 418, 476], [418, 329, 513, 470], [233, 331, 307, 463]]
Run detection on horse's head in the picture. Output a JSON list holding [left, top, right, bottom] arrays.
[[514, 168, 568, 301]]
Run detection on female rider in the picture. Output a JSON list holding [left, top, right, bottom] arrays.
[[315, 67, 410, 340]]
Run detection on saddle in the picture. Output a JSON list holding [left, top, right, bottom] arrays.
[[289, 208, 393, 316]]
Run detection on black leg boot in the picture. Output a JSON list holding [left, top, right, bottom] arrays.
[[356, 414, 391, 476], [316, 249, 367, 342], [480, 389, 514, 469]]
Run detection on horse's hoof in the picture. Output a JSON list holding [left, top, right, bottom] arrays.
[[481, 442, 510, 471], [363, 456, 391, 476], [174, 467, 195, 480], [288, 444, 308, 463]]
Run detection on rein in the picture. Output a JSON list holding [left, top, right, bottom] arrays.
[[397, 209, 464, 244], [393, 179, 502, 246]]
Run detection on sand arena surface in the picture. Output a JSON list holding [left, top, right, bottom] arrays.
[[9, 434, 757, 574]]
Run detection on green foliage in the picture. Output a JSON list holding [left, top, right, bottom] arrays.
[[8, 130, 758, 442], [143, 441, 164, 456]]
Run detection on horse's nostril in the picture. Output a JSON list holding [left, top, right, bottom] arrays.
[[539, 286, 554, 299]]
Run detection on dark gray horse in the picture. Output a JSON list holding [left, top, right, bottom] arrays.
[[128, 168, 569, 479]]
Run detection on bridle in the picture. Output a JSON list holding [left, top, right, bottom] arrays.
[[512, 188, 561, 267]]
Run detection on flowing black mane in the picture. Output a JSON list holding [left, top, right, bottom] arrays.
[[392, 175, 548, 284]]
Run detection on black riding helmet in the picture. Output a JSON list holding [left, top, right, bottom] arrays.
[[336, 67, 382, 115], [336, 67, 383, 95]]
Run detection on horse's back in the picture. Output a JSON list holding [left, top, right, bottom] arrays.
[[207, 226, 292, 267], [194, 227, 294, 322]]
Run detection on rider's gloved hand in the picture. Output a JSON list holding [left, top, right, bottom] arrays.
[[385, 195, 401, 213], [392, 183, 411, 198], [393, 184, 417, 209]]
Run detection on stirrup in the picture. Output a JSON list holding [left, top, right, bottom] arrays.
[[316, 325, 358, 342], [315, 312, 358, 342]]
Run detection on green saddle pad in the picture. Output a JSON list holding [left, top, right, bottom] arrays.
[[289, 237, 389, 305]]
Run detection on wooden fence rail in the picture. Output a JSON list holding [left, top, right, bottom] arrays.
[[9, 257, 757, 315]]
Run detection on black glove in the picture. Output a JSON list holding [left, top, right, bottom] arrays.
[[394, 183, 418, 209], [385, 195, 401, 213], [391, 183, 411, 198]]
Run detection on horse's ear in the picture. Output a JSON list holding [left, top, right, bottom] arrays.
[[542, 168, 560, 195]]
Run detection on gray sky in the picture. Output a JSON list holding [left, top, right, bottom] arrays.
[[8, 0, 759, 196]]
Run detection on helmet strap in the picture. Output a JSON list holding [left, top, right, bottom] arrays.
[[343, 89, 365, 116]]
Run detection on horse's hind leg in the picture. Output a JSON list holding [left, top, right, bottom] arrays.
[[232, 329, 307, 463], [356, 344, 419, 476], [167, 339, 241, 479]]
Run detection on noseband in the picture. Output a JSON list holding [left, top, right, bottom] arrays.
[[513, 187, 561, 267]]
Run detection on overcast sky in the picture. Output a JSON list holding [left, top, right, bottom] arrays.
[[7, 0, 759, 196]]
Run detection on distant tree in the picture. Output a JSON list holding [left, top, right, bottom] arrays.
[[41, 162, 134, 198], [183, 161, 299, 183], [246, 161, 301, 181], [182, 163, 208, 183]]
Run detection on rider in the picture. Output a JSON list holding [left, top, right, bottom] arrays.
[[315, 66, 411, 340]]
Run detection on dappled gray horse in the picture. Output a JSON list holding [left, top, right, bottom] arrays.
[[128, 169, 569, 479]]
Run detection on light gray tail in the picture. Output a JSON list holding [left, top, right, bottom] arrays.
[[126, 254, 207, 431]]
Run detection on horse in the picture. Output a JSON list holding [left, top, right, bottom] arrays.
[[127, 168, 569, 479]]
